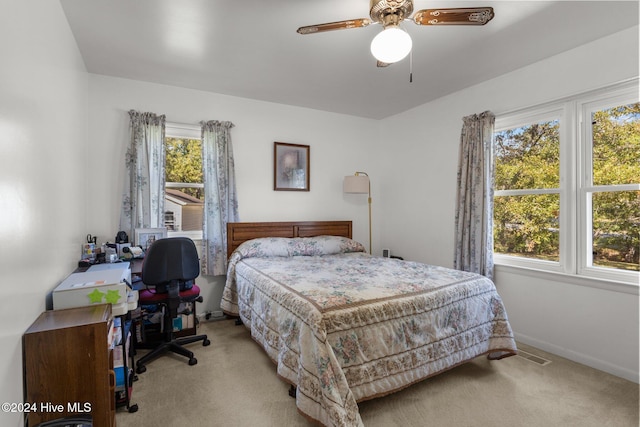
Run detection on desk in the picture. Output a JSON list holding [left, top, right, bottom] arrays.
[[51, 263, 140, 415]]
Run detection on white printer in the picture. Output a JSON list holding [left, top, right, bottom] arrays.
[[53, 263, 133, 315]]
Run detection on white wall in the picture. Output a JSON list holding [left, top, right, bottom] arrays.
[[86, 75, 382, 314], [378, 26, 639, 382], [0, 1, 89, 426]]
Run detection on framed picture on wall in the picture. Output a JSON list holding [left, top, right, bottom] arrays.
[[134, 228, 167, 250], [274, 142, 310, 191]]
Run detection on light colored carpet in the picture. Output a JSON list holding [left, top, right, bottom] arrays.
[[116, 318, 639, 427]]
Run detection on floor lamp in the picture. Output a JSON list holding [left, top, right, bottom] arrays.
[[343, 171, 372, 254]]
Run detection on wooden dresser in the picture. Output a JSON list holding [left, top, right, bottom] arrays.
[[23, 304, 116, 427]]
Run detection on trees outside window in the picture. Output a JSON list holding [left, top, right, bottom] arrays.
[[493, 81, 639, 284], [586, 103, 639, 271], [165, 137, 203, 199], [494, 118, 561, 262]]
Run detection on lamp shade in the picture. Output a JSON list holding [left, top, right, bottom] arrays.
[[370, 26, 412, 63], [343, 175, 370, 194]]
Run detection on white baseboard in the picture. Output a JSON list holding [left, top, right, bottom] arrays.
[[514, 332, 639, 384]]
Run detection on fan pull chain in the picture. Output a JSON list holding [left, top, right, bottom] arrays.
[[409, 49, 413, 83]]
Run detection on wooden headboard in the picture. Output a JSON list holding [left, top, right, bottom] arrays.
[[226, 221, 352, 259]]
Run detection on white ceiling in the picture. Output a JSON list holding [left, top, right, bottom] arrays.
[[60, 1, 638, 119]]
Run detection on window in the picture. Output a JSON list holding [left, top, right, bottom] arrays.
[[494, 114, 562, 263], [164, 124, 203, 240], [583, 98, 639, 278], [493, 81, 639, 285]]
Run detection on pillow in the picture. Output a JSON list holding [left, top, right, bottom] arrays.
[[287, 235, 365, 256], [234, 235, 365, 259]]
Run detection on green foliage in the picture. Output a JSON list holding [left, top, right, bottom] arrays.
[[592, 104, 640, 186], [493, 103, 640, 271], [165, 137, 203, 199], [494, 120, 560, 190], [494, 120, 561, 259], [590, 104, 639, 268], [493, 194, 559, 260]]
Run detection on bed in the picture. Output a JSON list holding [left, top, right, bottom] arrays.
[[221, 221, 517, 427]]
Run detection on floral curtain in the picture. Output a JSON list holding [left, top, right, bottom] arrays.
[[120, 110, 166, 241], [454, 111, 495, 279], [200, 120, 239, 275]]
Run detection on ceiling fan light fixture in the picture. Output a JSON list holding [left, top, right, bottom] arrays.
[[370, 26, 412, 64]]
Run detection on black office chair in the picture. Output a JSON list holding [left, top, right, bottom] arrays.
[[135, 237, 210, 373]]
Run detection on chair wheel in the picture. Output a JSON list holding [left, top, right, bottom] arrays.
[[188, 357, 198, 366], [136, 365, 146, 374], [203, 339, 211, 346], [128, 404, 139, 413]]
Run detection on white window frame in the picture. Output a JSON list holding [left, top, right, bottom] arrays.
[[494, 80, 639, 288], [578, 89, 640, 284], [493, 104, 568, 274], [165, 122, 203, 241]]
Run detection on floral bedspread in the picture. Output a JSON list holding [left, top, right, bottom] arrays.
[[221, 236, 517, 427]]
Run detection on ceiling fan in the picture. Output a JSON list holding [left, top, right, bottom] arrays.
[[297, 0, 494, 66]]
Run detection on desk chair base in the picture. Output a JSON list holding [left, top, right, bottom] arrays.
[[136, 333, 210, 373]]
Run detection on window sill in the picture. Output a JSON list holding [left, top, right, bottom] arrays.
[[167, 230, 203, 241], [494, 263, 639, 296]]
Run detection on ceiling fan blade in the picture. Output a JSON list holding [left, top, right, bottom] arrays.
[[377, 60, 390, 68], [413, 7, 494, 26], [297, 18, 372, 34]]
